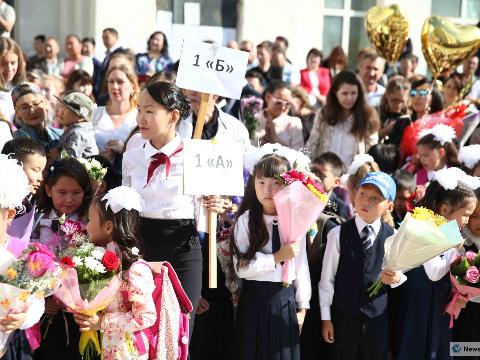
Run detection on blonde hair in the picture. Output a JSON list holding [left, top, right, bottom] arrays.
[[106, 64, 139, 108], [0, 38, 26, 90], [347, 161, 380, 191]]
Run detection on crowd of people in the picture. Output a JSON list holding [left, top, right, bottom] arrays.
[[0, 16, 479, 360]]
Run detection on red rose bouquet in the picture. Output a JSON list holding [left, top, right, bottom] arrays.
[[445, 251, 480, 327], [54, 242, 121, 360]]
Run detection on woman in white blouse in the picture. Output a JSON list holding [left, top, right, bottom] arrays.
[[93, 64, 139, 169], [306, 70, 379, 165], [254, 80, 304, 150]]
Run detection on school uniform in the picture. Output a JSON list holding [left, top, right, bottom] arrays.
[[319, 216, 397, 360], [389, 249, 456, 360], [452, 229, 480, 360], [232, 211, 311, 360], [122, 135, 202, 339]]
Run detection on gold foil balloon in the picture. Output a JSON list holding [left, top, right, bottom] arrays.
[[365, 4, 409, 64], [422, 16, 480, 78]]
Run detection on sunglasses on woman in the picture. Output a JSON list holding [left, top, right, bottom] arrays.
[[409, 89, 430, 97]]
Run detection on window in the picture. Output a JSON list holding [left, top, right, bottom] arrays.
[[431, 0, 480, 23], [321, 0, 371, 69], [172, 0, 237, 27]]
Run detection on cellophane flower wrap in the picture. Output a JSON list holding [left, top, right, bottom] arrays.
[[274, 169, 329, 285], [54, 242, 121, 360], [45, 217, 88, 258], [444, 251, 480, 328], [368, 207, 463, 297], [0, 243, 62, 355]]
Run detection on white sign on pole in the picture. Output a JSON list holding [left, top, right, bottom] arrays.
[[175, 40, 249, 99], [183, 139, 245, 196]]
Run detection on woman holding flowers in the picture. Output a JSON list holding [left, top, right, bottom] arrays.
[[389, 168, 477, 360], [72, 186, 156, 360]]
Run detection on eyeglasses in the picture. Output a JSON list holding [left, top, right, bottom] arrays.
[[409, 89, 430, 97], [271, 96, 291, 108], [17, 101, 43, 113]]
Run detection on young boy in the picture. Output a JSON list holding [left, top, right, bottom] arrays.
[[0, 155, 45, 358], [392, 169, 416, 228], [55, 91, 98, 158], [319, 171, 404, 360], [310, 152, 350, 220], [2, 138, 47, 242]]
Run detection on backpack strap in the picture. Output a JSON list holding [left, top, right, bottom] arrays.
[[162, 261, 193, 314]]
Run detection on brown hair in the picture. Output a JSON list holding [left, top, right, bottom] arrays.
[[325, 46, 347, 71], [106, 64, 139, 108], [416, 133, 459, 168], [347, 161, 380, 192], [322, 70, 380, 139], [379, 75, 410, 117], [0, 38, 26, 90]]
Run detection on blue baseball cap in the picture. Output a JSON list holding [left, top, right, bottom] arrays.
[[359, 171, 396, 202]]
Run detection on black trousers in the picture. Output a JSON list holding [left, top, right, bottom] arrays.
[[140, 217, 202, 340], [1, 330, 32, 360], [330, 308, 388, 360]]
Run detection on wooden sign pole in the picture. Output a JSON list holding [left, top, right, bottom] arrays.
[[192, 92, 217, 288]]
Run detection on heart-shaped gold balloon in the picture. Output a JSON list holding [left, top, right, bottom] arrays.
[[422, 16, 480, 78], [365, 4, 409, 64]]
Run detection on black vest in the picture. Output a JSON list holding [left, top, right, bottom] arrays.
[[333, 218, 394, 318]]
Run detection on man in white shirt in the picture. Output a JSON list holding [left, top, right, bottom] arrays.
[[0, 0, 15, 38], [358, 51, 386, 108]]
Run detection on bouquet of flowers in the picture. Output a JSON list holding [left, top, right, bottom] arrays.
[[77, 157, 108, 182], [274, 168, 329, 285], [368, 207, 463, 297], [45, 217, 88, 257], [54, 242, 121, 360], [444, 251, 480, 327], [240, 96, 263, 140], [0, 243, 62, 354]]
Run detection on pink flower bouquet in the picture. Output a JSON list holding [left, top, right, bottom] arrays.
[[445, 251, 480, 327], [274, 169, 329, 285], [54, 242, 121, 360]]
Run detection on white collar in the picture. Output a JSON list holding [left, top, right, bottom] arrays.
[[143, 135, 182, 161], [355, 215, 382, 236]]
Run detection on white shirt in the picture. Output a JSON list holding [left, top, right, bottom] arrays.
[[92, 106, 138, 151], [232, 211, 311, 309], [422, 248, 458, 281], [308, 70, 320, 97], [254, 111, 305, 150], [327, 115, 357, 166], [367, 84, 385, 108], [0, 120, 12, 150], [34, 210, 81, 246], [0, 2, 15, 38], [122, 135, 195, 220], [319, 216, 405, 320], [0, 89, 14, 122]]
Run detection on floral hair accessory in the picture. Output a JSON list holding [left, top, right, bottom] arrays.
[[346, 154, 375, 175], [243, 143, 311, 175], [131, 247, 139, 256], [431, 167, 480, 191], [458, 145, 480, 169], [101, 186, 144, 214], [0, 155, 31, 209], [418, 124, 456, 145]]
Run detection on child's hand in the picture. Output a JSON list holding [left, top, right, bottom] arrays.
[[45, 297, 61, 315], [273, 242, 299, 264], [73, 313, 102, 332], [380, 270, 401, 285], [203, 195, 226, 214], [456, 295, 468, 309], [322, 320, 334, 343], [196, 297, 210, 315], [0, 312, 28, 334], [297, 309, 306, 334]]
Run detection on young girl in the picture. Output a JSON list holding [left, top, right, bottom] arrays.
[[33, 157, 92, 360], [389, 168, 477, 360], [0, 155, 44, 360], [231, 153, 310, 360], [306, 70, 380, 165], [73, 186, 156, 360], [453, 187, 480, 357], [415, 124, 459, 185], [378, 75, 410, 144], [458, 144, 480, 177]]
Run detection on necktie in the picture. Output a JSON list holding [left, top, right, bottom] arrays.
[[272, 220, 281, 254], [51, 219, 59, 233], [146, 143, 183, 185], [361, 225, 374, 252]]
